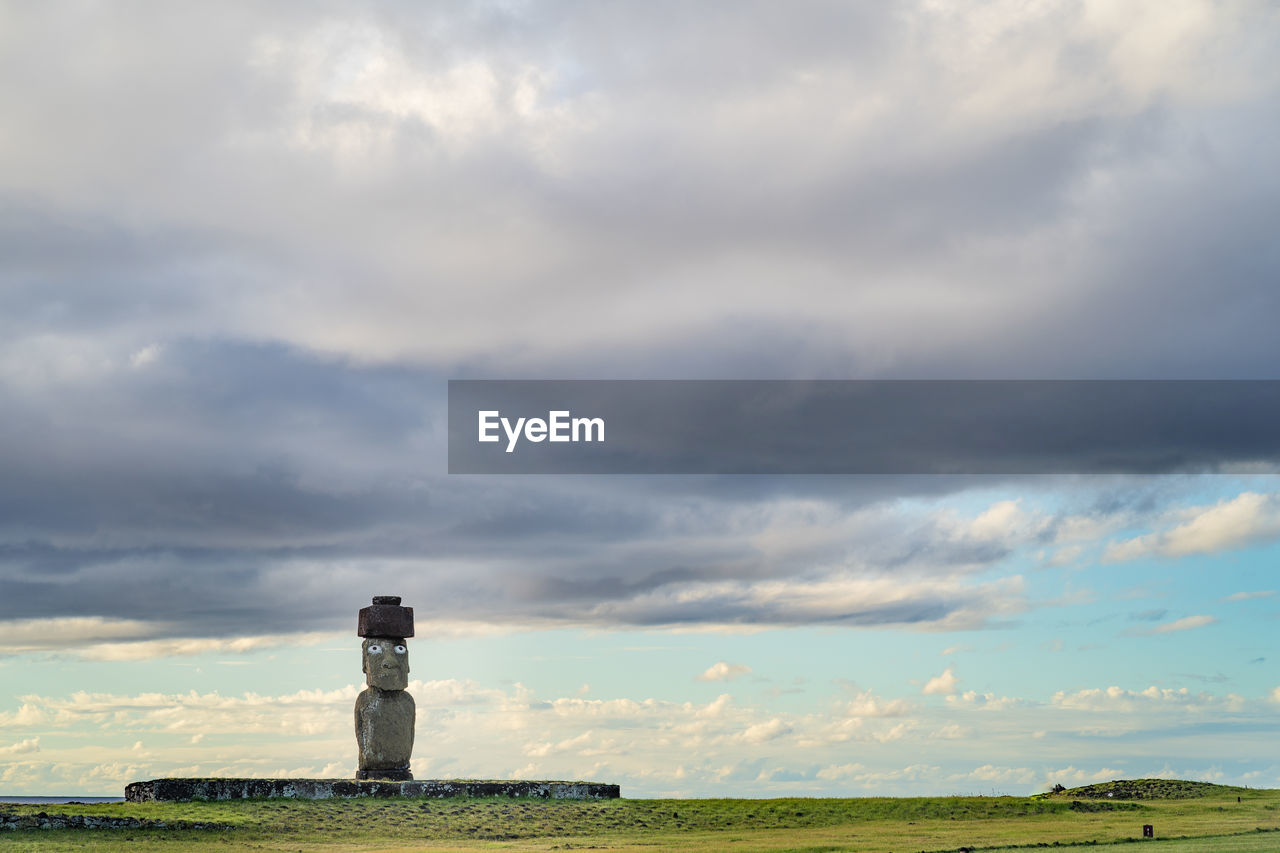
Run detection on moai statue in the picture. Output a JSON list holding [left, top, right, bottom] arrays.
[[355, 595, 415, 780]]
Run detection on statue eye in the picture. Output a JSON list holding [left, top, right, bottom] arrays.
[[394, 644, 407, 654], [368, 644, 382, 654]]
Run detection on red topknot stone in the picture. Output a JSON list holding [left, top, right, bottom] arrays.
[[358, 595, 414, 638]]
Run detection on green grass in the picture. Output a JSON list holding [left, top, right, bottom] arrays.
[[2, 779, 1278, 851]]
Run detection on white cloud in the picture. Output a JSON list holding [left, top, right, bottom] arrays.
[[0, 684, 355, 734], [922, 667, 959, 695], [694, 694, 733, 719], [1222, 590, 1276, 603], [1, 672, 1274, 797], [951, 764, 1037, 786], [872, 722, 912, 743], [1146, 614, 1217, 635], [525, 730, 600, 758], [77, 632, 340, 661], [849, 764, 942, 785], [1104, 493, 1280, 562], [129, 343, 162, 368], [1101, 534, 1156, 563], [742, 718, 791, 744], [815, 762, 867, 781], [1053, 512, 1129, 544], [962, 500, 1042, 541], [0, 737, 40, 756], [697, 661, 752, 682], [1044, 544, 1084, 567], [934, 501, 1050, 554], [575, 571, 1028, 632], [1051, 685, 1244, 713], [845, 690, 913, 718], [1044, 765, 1126, 786], [318, 761, 346, 777], [1160, 493, 1280, 556], [945, 691, 1023, 711], [0, 617, 158, 653], [0, 620, 340, 660]]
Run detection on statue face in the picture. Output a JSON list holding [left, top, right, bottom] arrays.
[[362, 637, 409, 690]]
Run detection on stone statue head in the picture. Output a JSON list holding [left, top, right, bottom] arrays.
[[362, 637, 409, 691]]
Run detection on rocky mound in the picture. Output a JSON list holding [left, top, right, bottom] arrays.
[[1044, 779, 1247, 800]]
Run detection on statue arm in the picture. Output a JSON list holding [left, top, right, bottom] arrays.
[[354, 691, 369, 736]]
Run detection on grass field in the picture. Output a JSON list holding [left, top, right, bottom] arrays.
[[2, 779, 1278, 851]]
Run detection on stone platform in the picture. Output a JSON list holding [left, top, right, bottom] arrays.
[[125, 778, 620, 802]]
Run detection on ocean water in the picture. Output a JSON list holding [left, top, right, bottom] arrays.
[[0, 796, 123, 804]]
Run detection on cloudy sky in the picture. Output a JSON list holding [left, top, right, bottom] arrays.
[[1, 0, 1279, 797]]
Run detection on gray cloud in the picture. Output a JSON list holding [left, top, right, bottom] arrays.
[[1, 2, 1278, 642], [0, 341, 1043, 637], [3, 2, 1276, 376]]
